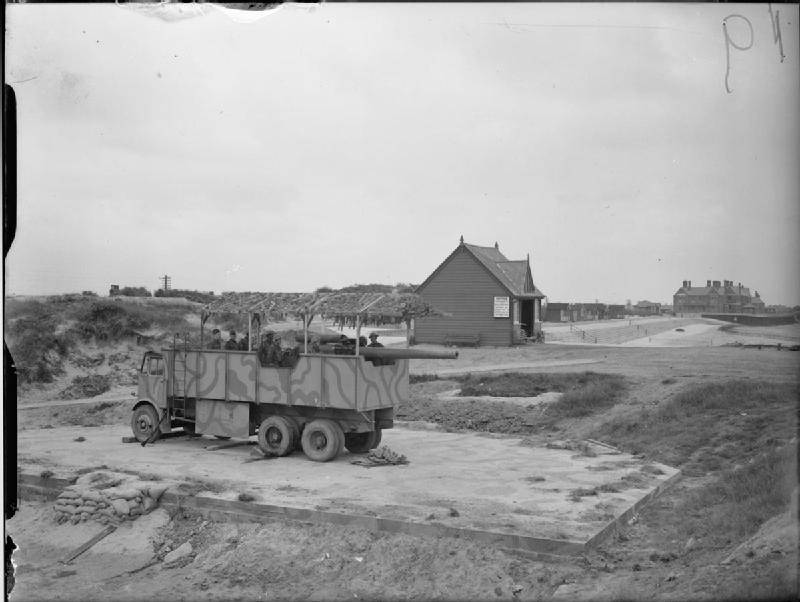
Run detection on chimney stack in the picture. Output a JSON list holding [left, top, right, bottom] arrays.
[[707, 280, 712, 287], [713, 280, 721, 288], [682, 280, 688, 288], [494, 241, 499, 251]]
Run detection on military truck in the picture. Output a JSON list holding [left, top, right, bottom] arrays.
[[130, 291, 456, 461]]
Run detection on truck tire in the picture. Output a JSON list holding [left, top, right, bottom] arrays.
[[258, 416, 296, 457], [301, 419, 344, 462], [130, 404, 160, 443], [285, 417, 301, 452], [344, 429, 381, 454]]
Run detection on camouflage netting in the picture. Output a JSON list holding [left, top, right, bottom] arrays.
[[202, 292, 447, 327]]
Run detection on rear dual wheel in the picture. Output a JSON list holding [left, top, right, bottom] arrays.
[[257, 416, 300, 456], [300, 419, 344, 462]]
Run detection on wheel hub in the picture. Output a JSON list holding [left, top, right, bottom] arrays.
[[266, 427, 282, 446], [311, 432, 327, 450]]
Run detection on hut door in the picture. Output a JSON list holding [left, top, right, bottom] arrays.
[[520, 300, 534, 337]]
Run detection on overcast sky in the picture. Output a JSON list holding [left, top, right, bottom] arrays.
[[5, 3, 799, 305]]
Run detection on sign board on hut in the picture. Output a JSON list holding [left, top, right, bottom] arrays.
[[493, 296, 510, 318]]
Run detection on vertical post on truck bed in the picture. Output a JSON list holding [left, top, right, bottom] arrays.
[[224, 350, 229, 402], [248, 313, 252, 351], [355, 314, 361, 357], [303, 312, 308, 354]]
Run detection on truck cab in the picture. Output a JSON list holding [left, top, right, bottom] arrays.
[[137, 351, 166, 408]]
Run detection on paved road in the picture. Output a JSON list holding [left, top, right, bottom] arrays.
[[428, 358, 602, 376]]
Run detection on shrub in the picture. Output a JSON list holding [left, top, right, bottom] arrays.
[[72, 301, 150, 341], [5, 301, 74, 383], [59, 375, 112, 399]]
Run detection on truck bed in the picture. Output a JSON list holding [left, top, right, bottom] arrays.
[[164, 350, 409, 412]]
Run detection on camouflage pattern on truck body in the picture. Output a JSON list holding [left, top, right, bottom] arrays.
[[195, 398, 249, 438], [162, 349, 408, 411]]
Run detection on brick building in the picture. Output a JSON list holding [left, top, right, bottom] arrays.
[[673, 279, 756, 315]]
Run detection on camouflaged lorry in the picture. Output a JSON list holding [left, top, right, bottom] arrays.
[[131, 344, 456, 461]]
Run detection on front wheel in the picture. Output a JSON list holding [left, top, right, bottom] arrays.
[[300, 419, 344, 462], [131, 404, 161, 443]]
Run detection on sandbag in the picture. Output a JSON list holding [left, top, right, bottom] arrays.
[[111, 499, 130, 515]]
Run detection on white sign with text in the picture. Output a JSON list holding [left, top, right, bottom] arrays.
[[493, 296, 510, 318]]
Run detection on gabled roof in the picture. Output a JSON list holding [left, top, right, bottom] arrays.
[[417, 241, 544, 298]]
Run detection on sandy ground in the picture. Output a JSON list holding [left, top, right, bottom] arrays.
[[543, 316, 681, 333], [619, 322, 800, 347]]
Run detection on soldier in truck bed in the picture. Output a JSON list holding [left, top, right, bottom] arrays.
[[258, 331, 282, 367], [206, 328, 222, 349], [224, 331, 238, 350]]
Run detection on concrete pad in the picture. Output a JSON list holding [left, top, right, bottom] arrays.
[[18, 425, 678, 553]]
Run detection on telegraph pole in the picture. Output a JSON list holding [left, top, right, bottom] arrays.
[[160, 275, 171, 293]]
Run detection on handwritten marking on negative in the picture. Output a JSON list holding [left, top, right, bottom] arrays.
[[768, 4, 785, 63], [722, 15, 754, 94]]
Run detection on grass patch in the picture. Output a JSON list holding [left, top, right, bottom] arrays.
[[176, 477, 227, 495], [570, 472, 653, 499], [458, 371, 621, 397], [458, 372, 627, 419], [237, 492, 257, 502], [59, 375, 112, 399], [400, 372, 627, 435], [409, 373, 441, 384], [87, 400, 119, 413], [594, 380, 796, 473], [75, 465, 109, 475], [569, 487, 599, 502], [678, 444, 796, 546]]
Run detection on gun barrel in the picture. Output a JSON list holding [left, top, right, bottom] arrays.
[[294, 333, 347, 344], [360, 347, 458, 360]]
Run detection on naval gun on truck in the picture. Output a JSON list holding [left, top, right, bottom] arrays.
[[130, 291, 456, 461]]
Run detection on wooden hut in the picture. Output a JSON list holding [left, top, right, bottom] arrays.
[[414, 237, 545, 346]]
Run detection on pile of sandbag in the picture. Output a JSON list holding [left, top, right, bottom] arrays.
[[350, 445, 409, 468], [53, 472, 169, 525]]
